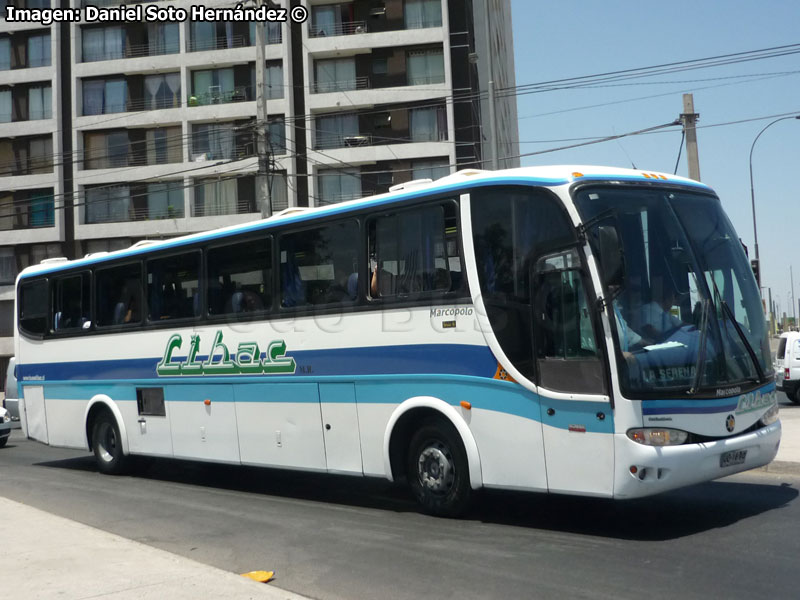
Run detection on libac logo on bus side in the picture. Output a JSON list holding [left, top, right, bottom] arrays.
[[156, 331, 296, 377]]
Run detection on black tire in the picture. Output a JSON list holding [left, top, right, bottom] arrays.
[[0, 435, 8, 448], [793, 386, 800, 405], [92, 412, 128, 475], [407, 418, 471, 517]]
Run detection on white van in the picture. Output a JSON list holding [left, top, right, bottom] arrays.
[[775, 332, 800, 404], [3, 357, 20, 427]]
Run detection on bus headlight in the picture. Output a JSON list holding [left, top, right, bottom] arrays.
[[760, 403, 779, 427], [627, 428, 688, 446]]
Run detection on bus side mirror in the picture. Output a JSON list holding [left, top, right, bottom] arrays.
[[596, 225, 625, 289]]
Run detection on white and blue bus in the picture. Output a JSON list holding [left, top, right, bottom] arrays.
[[14, 166, 780, 516]]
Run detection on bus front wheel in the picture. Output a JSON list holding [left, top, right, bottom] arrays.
[[92, 412, 128, 475], [407, 419, 471, 517]]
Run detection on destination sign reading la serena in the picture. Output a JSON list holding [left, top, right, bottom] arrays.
[[156, 331, 296, 377]]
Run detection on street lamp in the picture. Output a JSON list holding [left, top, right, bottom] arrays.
[[748, 115, 800, 290]]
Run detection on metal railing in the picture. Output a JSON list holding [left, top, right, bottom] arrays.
[[189, 86, 251, 107], [309, 20, 367, 38], [188, 35, 249, 53], [313, 76, 370, 94]]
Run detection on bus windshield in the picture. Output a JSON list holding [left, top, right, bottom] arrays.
[[574, 186, 771, 398]]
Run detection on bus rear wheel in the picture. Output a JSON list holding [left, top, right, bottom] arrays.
[[407, 419, 471, 517], [92, 412, 128, 475]]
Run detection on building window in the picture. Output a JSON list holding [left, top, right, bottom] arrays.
[[144, 182, 184, 219], [409, 106, 447, 142], [27, 33, 51, 67], [404, 0, 443, 29], [0, 38, 10, 71], [191, 67, 241, 105], [146, 127, 183, 165], [82, 78, 127, 115], [84, 131, 130, 169], [144, 73, 181, 110], [412, 159, 450, 181], [268, 171, 289, 212], [0, 89, 9, 123], [0, 248, 17, 285], [27, 85, 51, 120], [318, 169, 362, 205], [0, 135, 53, 176], [82, 26, 125, 62], [192, 123, 235, 160], [407, 49, 445, 85], [316, 113, 359, 149], [194, 176, 255, 216], [146, 23, 179, 56], [190, 21, 253, 51], [85, 185, 131, 224], [314, 58, 358, 93], [264, 61, 283, 99]]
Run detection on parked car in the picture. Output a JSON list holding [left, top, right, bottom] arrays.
[[775, 332, 800, 404], [3, 357, 20, 427], [0, 407, 11, 447]]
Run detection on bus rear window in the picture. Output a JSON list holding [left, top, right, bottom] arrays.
[[19, 279, 48, 336]]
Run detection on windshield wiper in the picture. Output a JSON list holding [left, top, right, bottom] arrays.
[[719, 297, 766, 383], [688, 297, 711, 395], [709, 277, 766, 383]]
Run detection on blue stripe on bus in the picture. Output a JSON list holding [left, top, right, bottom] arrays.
[[23, 374, 615, 433], [641, 382, 776, 415], [17, 344, 498, 381], [17, 174, 712, 279]]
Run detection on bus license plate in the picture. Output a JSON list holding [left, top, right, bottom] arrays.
[[719, 449, 747, 468]]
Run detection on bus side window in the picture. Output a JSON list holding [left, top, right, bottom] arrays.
[[368, 204, 450, 299], [19, 279, 49, 336], [146, 252, 200, 322], [279, 220, 359, 308], [207, 237, 272, 316], [96, 263, 142, 327], [52, 272, 91, 332]]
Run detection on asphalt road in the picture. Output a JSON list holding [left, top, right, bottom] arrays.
[[2, 428, 799, 600]]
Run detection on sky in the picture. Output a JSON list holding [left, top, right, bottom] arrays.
[[510, 0, 800, 322]]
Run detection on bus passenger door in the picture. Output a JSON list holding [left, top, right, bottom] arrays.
[[533, 250, 615, 496], [319, 383, 362, 474]]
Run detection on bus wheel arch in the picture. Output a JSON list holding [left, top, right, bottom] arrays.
[[384, 397, 482, 493], [84, 397, 130, 460]]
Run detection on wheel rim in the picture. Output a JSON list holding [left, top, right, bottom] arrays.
[[417, 441, 455, 495], [97, 423, 116, 463]]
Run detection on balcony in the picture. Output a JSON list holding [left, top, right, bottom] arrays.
[[189, 85, 251, 107], [309, 20, 368, 37], [313, 76, 370, 94]]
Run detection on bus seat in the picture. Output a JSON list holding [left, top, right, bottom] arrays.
[[112, 302, 127, 324]]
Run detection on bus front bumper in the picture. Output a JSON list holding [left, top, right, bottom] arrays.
[[613, 420, 781, 499]]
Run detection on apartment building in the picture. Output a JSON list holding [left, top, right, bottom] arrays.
[[0, 0, 519, 380]]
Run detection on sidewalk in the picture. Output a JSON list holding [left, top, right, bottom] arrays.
[[4, 495, 310, 600]]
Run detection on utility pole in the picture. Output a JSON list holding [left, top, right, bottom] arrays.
[[483, 0, 498, 170], [769, 287, 775, 335], [793, 265, 797, 326], [255, 2, 272, 218], [680, 93, 701, 181]]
